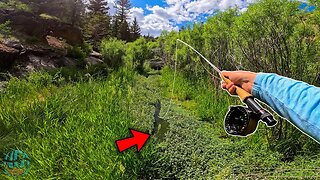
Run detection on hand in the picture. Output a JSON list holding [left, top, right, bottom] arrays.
[[221, 71, 257, 95]]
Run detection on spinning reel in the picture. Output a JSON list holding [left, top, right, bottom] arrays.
[[224, 97, 277, 137]]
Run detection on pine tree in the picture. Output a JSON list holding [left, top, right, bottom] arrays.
[[69, 0, 85, 26], [119, 20, 131, 41], [130, 17, 141, 41], [85, 0, 111, 46], [115, 0, 131, 22], [113, 0, 131, 41], [88, 0, 109, 14]]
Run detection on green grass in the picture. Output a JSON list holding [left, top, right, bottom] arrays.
[[39, 14, 61, 21], [1, 67, 320, 179], [0, 70, 155, 179]]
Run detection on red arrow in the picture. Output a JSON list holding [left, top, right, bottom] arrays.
[[115, 129, 150, 153]]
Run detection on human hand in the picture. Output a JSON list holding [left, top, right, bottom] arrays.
[[221, 71, 257, 95]]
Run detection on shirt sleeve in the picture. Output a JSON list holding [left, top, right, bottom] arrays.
[[252, 73, 320, 143]]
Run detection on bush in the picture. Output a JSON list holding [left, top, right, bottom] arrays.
[[67, 42, 93, 68], [0, 0, 31, 12], [126, 37, 153, 73], [100, 38, 126, 69], [0, 21, 11, 37]]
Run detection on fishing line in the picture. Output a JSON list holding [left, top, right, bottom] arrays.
[[161, 39, 219, 119], [160, 39, 277, 138], [160, 40, 178, 119]]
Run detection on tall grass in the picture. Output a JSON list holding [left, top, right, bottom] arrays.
[[0, 70, 153, 179], [160, 66, 239, 134]]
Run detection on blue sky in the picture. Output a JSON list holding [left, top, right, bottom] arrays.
[[107, 0, 315, 37]]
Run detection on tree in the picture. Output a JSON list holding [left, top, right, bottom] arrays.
[[113, 0, 131, 41], [126, 37, 152, 72], [88, 0, 109, 14], [115, 0, 131, 22], [118, 19, 131, 41], [130, 17, 141, 41], [84, 0, 111, 46], [69, 0, 85, 26]]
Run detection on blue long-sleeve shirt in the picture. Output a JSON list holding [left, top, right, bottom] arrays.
[[252, 73, 320, 143]]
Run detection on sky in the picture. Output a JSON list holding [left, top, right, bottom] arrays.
[[106, 0, 316, 37]]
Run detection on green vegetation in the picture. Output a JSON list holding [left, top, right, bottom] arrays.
[[0, 21, 11, 38], [0, 0, 31, 12], [100, 38, 126, 69], [0, 0, 320, 179], [156, 0, 320, 152], [0, 70, 155, 179], [126, 37, 153, 73], [39, 13, 61, 21], [1, 66, 320, 179], [67, 42, 93, 67]]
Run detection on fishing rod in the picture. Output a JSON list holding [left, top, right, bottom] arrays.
[[176, 39, 277, 137]]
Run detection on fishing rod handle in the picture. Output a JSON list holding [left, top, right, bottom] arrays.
[[222, 75, 277, 127], [221, 76, 252, 101]]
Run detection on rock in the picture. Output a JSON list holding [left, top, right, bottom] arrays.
[[149, 59, 165, 70], [90, 51, 102, 59], [0, 10, 83, 45], [85, 56, 104, 66], [2, 39, 24, 51], [0, 43, 20, 70], [50, 24, 83, 45], [61, 57, 77, 67], [0, 44, 19, 54], [25, 54, 57, 71], [46, 36, 67, 50]]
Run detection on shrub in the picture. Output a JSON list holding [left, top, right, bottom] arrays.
[[0, 0, 31, 12], [0, 21, 11, 37], [126, 37, 153, 73], [67, 42, 93, 68], [100, 38, 126, 69]]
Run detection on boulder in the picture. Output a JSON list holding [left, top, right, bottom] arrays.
[[0, 43, 20, 70], [2, 39, 24, 51], [46, 36, 67, 50], [90, 51, 102, 59], [85, 56, 104, 66], [149, 59, 165, 70]]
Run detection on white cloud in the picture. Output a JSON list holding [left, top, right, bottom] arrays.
[[185, 0, 219, 14], [218, 0, 245, 10], [86, 0, 311, 37], [135, 0, 255, 37], [129, 7, 144, 23], [107, 0, 117, 15], [142, 14, 179, 36], [126, 0, 266, 36], [129, 8, 179, 37]]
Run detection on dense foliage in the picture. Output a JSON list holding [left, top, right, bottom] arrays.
[[100, 38, 126, 69], [0, 0, 320, 179], [155, 0, 320, 152], [126, 37, 153, 72], [0, 0, 141, 45], [0, 21, 11, 37]]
